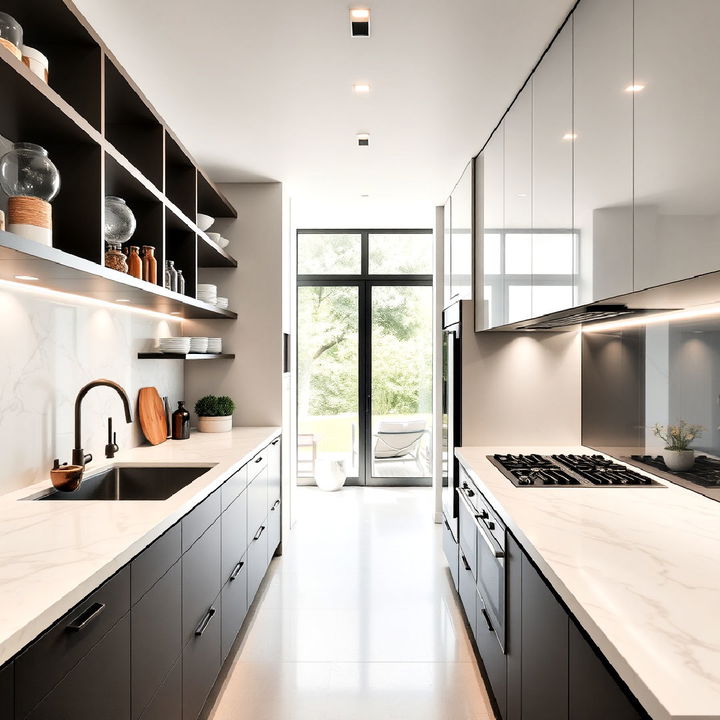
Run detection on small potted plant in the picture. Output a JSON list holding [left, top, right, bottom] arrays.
[[651, 421, 704, 471], [195, 395, 235, 433]]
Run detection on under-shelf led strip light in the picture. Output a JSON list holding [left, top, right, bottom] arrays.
[[582, 304, 720, 333]]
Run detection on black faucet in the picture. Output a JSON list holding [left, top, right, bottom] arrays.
[[72, 379, 133, 467]]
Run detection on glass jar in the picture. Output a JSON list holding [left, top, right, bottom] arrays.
[[177, 269, 186, 295], [104, 196, 136, 245], [0, 12, 22, 60], [172, 401, 190, 440], [165, 260, 178, 292], [0, 143, 60, 202], [105, 239, 128, 273], [141, 246, 157, 284], [127, 246, 142, 279]]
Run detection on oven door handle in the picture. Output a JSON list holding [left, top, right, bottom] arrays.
[[474, 514, 505, 559]]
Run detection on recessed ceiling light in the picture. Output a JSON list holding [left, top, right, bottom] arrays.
[[562, 132, 578, 141], [353, 82, 371, 94], [625, 83, 645, 93], [517, 193, 528, 198], [14, 275, 39, 281], [360, 194, 370, 198], [350, 7, 370, 36], [171, 311, 181, 316], [357, 132, 370, 146], [116, 298, 130, 303], [350, 8, 370, 20]]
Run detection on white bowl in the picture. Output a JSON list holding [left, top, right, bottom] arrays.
[[206, 232, 221, 243], [197, 214, 214, 232], [217, 237, 230, 249]]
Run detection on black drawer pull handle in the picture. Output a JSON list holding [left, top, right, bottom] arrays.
[[195, 607, 216, 636], [229, 560, 244, 581], [255, 456, 263, 464], [271, 438, 280, 445], [66, 602, 105, 632], [271, 499, 280, 511], [253, 525, 265, 541], [460, 554, 471, 572], [481, 607, 494, 633]]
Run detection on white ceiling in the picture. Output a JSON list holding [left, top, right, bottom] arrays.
[[73, 0, 573, 226]]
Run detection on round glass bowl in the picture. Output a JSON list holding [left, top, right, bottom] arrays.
[[0, 143, 60, 202], [104, 196, 137, 244]]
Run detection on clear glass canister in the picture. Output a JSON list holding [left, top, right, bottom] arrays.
[[0, 12, 22, 59], [105, 239, 128, 273], [0, 143, 60, 201], [104, 196, 136, 245], [177, 269, 186, 295]]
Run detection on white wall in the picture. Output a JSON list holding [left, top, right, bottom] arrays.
[[0, 284, 183, 493]]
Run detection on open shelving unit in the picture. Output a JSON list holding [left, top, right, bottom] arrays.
[[0, 0, 238, 319], [137, 353, 236, 360]]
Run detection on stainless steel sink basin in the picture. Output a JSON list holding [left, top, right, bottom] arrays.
[[34, 466, 213, 501]]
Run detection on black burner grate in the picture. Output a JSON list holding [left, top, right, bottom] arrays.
[[630, 455, 720, 487]]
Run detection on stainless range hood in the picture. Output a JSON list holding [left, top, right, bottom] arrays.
[[511, 305, 663, 331]]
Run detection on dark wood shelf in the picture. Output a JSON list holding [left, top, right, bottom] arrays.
[[0, 231, 237, 319], [137, 353, 235, 360]]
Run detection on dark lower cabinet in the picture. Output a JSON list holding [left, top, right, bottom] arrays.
[[221, 557, 248, 661], [247, 468, 268, 547], [131, 522, 181, 605], [474, 590, 507, 720], [0, 662, 12, 720], [247, 519, 269, 604], [442, 517, 459, 590], [267, 497, 281, 557], [139, 658, 181, 720], [267, 437, 281, 508], [221, 490, 248, 584], [506, 535, 522, 720], [458, 551, 476, 632], [569, 620, 644, 720], [521, 552, 568, 720], [182, 591, 221, 720], [25, 613, 131, 720], [132, 560, 182, 719]]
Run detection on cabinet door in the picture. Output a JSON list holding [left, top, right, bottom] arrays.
[[222, 464, 248, 512], [25, 614, 130, 720], [458, 550, 476, 633], [182, 489, 221, 553], [521, 552, 568, 720], [442, 516, 459, 590], [450, 161, 473, 302], [247, 519, 269, 604], [574, 0, 633, 303], [139, 658, 181, 720], [481, 125, 504, 329], [267, 497, 281, 557], [532, 19, 574, 318], [475, 591, 506, 720], [182, 518, 222, 645], [503, 84, 533, 324], [221, 490, 247, 585], [506, 535, 522, 720], [634, 0, 720, 290], [569, 620, 643, 720], [132, 522, 181, 605], [247, 467, 269, 544], [132, 560, 182, 720], [221, 557, 248, 661], [457, 492, 477, 581], [0, 662, 11, 720], [267, 436, 281, 507]]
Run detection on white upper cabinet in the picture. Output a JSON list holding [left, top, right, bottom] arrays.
[[574, 0, 634, 303], [449, 161, 473, 304], [634, 0, 720, 291], [531, 19, 574, 318]]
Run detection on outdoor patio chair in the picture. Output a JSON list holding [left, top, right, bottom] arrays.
[[372, 419, 430, 474]]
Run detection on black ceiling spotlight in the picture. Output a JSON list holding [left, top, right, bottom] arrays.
[[350, 8, 370, 37], [357, 132, 370, 147]]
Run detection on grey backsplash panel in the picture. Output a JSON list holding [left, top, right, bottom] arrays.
[[583, 317, 720, 456]]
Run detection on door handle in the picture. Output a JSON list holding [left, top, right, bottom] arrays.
[[255, 456, 263, 464], [229, 560, 244, 581], [253, 525, 266, 541], [271, 499, 280, 511], [66, 602, 105, 632], [271, 438, 280, 446], [194, 607, 216, 636], [460, 554, 471, 572], [474, 514, 505, 558], [480, 607, 494, 633]]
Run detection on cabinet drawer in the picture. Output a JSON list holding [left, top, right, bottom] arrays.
[[248, 448, 268, 481], [182, 489, 222, 553], [247, 518, 269, 604], [221, 557, 248, 661], [16, 565, 130, 719], [182, 592, 221, 720], [24, 613, 130, 720], [132, 560, 182, 720], [267, 497, 281, 557], [222, 465, 248, 512], [442, 517, 459, 591], [247, 468, 268, 543], [267, 437, 281, 506], [458, 490, 477, 581], [221, 490, 248, 584], [139, 657, 181, 720], [0, 661, 12, 720], [475, 590, 507, 720], [458, 550, 476, 633], [182, 517, 222, 645], [132, 522, 181, 605]]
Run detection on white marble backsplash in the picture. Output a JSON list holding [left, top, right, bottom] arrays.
[[0, 283, 184, 492]]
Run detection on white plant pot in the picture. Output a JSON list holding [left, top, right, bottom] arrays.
[[197, 415, 232, 433], [661, 449, 695, 472], [315, 459, 346, 492]]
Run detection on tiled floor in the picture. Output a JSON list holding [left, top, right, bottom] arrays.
[[205, 487, 495, 720]]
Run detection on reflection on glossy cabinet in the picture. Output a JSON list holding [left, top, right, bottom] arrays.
[[450, 161, 473, 303], [574, 0, 633, 303], [634, 0, 720, 290]]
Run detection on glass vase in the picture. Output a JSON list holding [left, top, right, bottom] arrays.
[[104, 196, 136, 245], [0, 12, 22, 60]]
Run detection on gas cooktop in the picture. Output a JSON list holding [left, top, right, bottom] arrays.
[[488, 453, 664, 488]]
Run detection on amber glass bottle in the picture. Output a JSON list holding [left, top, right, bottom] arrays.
[[172, 401, 190, 440], [142, 245, 157, 284], [127, 246, 142, 279]]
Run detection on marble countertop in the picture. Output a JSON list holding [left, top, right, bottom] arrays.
[[456, 446, 720, 720], [0, 427, 280, 666]]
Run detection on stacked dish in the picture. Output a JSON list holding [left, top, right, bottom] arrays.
[[216, 296, 229, 310], [159, 337, 191, 355], [207, 337, 222, 353], [189, 337, 209, 353], [197, 284, 217, 304]]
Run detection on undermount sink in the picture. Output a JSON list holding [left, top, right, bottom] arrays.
[[34, 465, 213, 501]]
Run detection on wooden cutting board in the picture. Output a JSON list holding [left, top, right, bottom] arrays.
[[138, 387, 168, 445]]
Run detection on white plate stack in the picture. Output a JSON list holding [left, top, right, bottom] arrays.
[[215, 296, 229, 310], [159, 337, 191, 355], [189, 337, 209, 353], [197, 284, 218, 304], [207, 337, 222, 353]]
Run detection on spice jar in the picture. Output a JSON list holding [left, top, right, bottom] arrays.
[[105, 239, 128, 273], [142, 246, 157, 284], [127, 246, 142, 279], [0, 12, 22, 61]]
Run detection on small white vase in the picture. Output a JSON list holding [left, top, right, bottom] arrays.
[[661, 449, 695, 472], [315, 459, 346, 492], [197, 415, 232, 433]]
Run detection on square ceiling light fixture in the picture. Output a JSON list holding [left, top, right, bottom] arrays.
[[357, 132, 370, 146], [350, 8, 370, 36]]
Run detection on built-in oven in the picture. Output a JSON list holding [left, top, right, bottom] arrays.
[[442, 302, 462, 538], [458, 467, 506, 653]]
